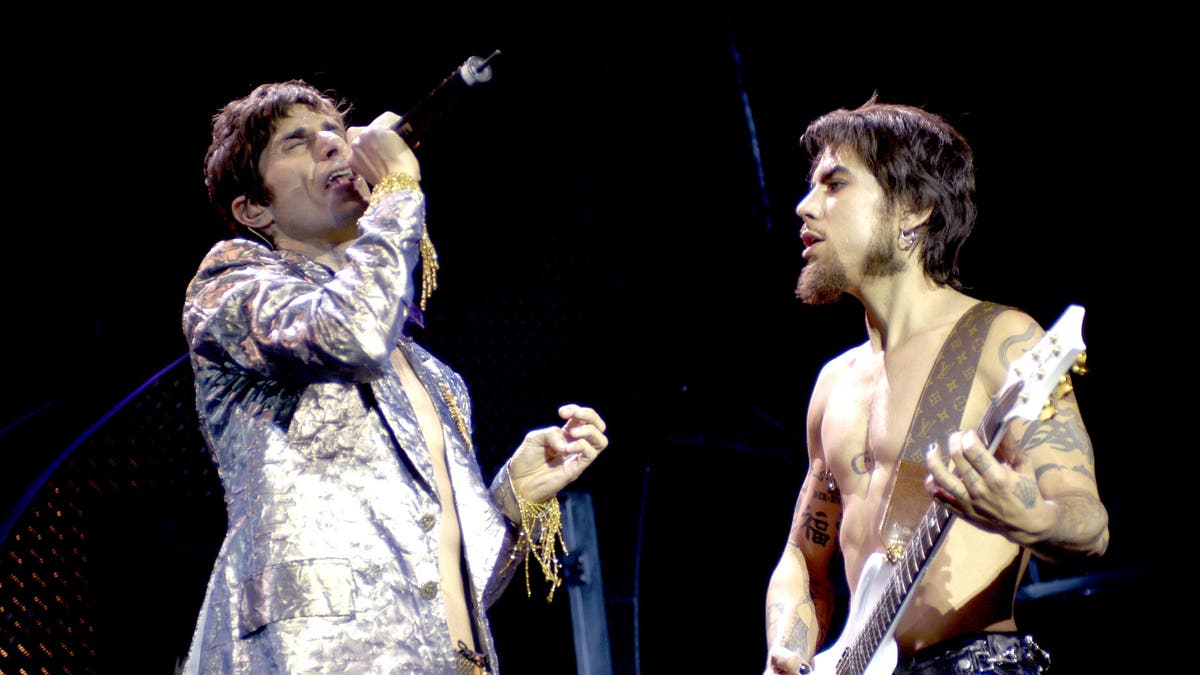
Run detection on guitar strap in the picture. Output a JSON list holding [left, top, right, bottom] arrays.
[[878, 300, 1008, 562]]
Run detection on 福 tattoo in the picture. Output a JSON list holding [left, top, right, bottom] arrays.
[[800, 506, 833, 547]]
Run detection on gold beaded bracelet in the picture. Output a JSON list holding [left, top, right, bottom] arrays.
[[441, 383, 565, 602], [369, 172, 438, 311], [508, 472, 567, 603], [370, 171, 421, 200]]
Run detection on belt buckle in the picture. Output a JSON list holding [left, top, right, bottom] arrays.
[[967, 639, 1021, 673], [1021, 635, 1052, 672], [970, 647, 999, 672]]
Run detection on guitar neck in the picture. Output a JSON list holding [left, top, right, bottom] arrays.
[[836, 383, 1022, 675]]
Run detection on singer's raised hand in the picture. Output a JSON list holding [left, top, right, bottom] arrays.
[[507, 405, 609, 504], [347, 110, 421, 186]]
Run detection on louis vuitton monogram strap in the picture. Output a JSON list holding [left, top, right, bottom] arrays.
[[878, 301, 1008, 555]]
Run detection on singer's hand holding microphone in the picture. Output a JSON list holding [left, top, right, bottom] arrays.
[[345, 50, 498, 193], [348, 111, 421, 188]]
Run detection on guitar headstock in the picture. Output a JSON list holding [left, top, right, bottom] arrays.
[[1004, 304, 1088, 424]]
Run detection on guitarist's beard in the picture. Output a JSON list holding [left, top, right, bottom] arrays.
[[796, 221, 901, 305], [796, 257, 847, 305]]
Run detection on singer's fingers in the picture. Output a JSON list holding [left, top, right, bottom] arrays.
[[564, 422, 607, 454], [348, 120, 420, 184], [558, 404, 607, 433], [370, 110, 403, 130]]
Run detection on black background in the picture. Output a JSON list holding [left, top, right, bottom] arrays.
[[0, 10, 1180, 674]]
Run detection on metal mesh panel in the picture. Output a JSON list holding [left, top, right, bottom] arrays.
[[0, 358, 224, 674]]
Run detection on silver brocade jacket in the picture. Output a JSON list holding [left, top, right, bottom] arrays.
[[180, 187, 523, 674]]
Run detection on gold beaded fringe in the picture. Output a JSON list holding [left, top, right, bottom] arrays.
[[439, 383, 472, 454], [441, 381, 566, 601], [419, 229, 439, 311], [509, 472, 566, 603], [370, 172, 438, 311]]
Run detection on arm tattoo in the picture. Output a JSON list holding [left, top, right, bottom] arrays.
[[768, 598, 814, 657], [813, 489, 842, 505], [766, 601, 783, 641], [1038, 493, 1109, 555], [1055, 495, 1106, 539], [1020, 406, 1094, 464], [798, 505, 835, 548], [785, 618, 810, 655], [811, 466, 842, 505], [1035, 463, 1097, 483], [999, 323, 1040, 371], [1070, 464, 1098, 482]]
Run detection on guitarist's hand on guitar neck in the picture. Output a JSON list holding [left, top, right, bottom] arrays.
[[924, 429, 1054, 547]]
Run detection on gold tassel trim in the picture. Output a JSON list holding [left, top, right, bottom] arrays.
[[509, 472, 566, 603]]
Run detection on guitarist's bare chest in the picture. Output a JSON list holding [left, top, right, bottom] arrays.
[[824, 336, 952, 489]]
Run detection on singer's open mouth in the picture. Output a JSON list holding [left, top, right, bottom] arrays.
[[325, 167, 355, 189]]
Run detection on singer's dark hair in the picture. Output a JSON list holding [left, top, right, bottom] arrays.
[[801, 96, 976, 290], [205, 80, 351, 233]]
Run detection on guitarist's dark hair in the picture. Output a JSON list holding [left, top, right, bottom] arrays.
[[801, 95, 976, 291]]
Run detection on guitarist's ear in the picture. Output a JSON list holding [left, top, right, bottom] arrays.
[[901, 205, 933, 230]]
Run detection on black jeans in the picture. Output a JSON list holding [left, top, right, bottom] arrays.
[[894, 632, 1052, 674]]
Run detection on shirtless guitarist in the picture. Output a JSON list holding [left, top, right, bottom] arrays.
[[763, 99, 1109, 675]]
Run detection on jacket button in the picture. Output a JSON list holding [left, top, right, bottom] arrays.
[[421, 581, 439, 600], [419, 514, 436, 531]]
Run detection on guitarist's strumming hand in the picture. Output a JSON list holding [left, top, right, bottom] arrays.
[[924, 429, 1054, 548], [765, 646, 812, 675]]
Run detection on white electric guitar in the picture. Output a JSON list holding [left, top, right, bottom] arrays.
[[810, 304, 1089, 675]]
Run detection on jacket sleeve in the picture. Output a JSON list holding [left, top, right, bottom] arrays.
[[183, 189, 425, 383]]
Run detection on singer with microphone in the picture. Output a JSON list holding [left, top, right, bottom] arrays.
[[179, 78, 608, 674]]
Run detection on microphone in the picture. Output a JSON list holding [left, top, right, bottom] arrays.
[[392, 50, 500, 147]]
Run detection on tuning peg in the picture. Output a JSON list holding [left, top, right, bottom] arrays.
[[1072, 352, 1088, 376], [1038, 403, 1058, 422]]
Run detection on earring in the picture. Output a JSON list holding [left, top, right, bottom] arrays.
[[897, 229, 917, 252]]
